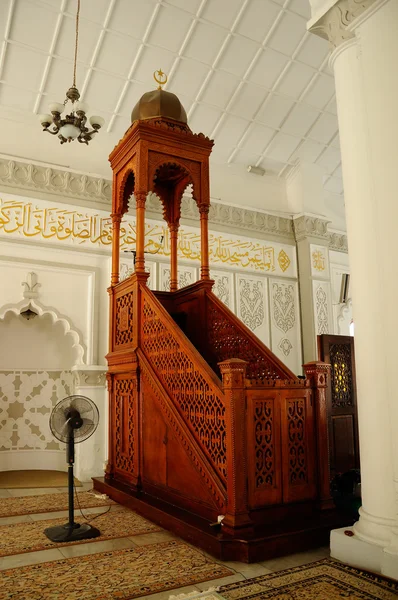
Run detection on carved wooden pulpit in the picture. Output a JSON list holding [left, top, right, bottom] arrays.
[[96, 72, 346, 563], [108, 70, 213, 290]]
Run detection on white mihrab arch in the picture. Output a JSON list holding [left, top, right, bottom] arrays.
[[0, 299, 87, 472]]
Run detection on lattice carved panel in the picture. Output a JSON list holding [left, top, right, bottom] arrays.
[[254, 400, 275, 488], [287, 399, 308, 485], [115, 291, 134, 346], [330, 343, 353, 408], [114, 377, 136, 475], [207, 297, 287, 381], [141, 293, 226, 479]]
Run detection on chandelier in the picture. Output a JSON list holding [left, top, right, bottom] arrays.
[[38, 0, 104, 144]]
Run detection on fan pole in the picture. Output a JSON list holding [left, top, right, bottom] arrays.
[[67, 432, 75, 534]]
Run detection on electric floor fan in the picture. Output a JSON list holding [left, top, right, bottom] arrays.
[[44, 395, 101, 542]]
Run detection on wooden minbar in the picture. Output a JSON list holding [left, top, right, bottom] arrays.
[[93, 75, 348, 562]]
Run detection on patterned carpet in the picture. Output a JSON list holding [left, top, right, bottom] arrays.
[[219, 559, 398, 599], [0, 506, 161, 556], [0, 491, 114, 518], [0, 540, 233, 600]]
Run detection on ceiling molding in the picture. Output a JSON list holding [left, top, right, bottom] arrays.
[[0, 156, 295, 243], [328, 231, 348, 252], [0, 157, 112, 210], [293, 214, 330, 242]]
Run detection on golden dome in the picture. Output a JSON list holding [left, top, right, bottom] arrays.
[[131, 89, 188, 124]]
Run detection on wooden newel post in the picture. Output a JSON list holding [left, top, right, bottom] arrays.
[[303, 360, 334, 510], [199, 204, 210, 281], [169, 223, 179, 292], [219, 358, 253, 535], [111, 213, 122, 285], [135, 191, 147, 273]]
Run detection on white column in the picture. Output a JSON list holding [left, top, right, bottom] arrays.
[[308, 0, 398, 580], [287, 162, 334, 362], [71, 366, 107, 483]]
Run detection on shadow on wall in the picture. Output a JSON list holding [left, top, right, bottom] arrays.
[[0, 312, 79, 369]]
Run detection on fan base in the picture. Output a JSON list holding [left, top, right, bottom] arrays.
[[44, 522, 101, 543]]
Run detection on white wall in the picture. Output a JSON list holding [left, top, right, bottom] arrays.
[[0, 312, 78, 369], [329, 249, 352, 335]]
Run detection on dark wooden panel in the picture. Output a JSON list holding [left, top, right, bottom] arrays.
[[318, 334, 360, 476], [332, 415, 356, 473], [142, 383, 167, 487]]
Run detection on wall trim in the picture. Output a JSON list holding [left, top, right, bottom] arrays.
[[0, 157, 295, 243]]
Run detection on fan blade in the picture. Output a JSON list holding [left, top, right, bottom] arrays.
[[81, 418, 94, 428], [69, 402, 92, 417]]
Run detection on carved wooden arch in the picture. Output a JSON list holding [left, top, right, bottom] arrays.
[[115, 162, 136, 216], [151, 161, 193, 226], [148, 154, 203, 214]]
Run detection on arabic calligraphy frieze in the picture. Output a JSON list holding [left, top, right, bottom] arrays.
[[0, 196, 297, 276]]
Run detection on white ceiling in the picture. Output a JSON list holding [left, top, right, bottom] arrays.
[[0, 0, 343, 196]]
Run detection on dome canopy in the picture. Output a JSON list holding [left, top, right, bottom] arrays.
[[131, 89, 188, 124]]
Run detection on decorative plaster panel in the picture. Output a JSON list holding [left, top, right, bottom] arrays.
[[236, 274, 270, 346], [293, 215, 330, 242], [0, 370, 74, 452], [269, 280, 302, 375], [310, 244, 330, 279], [0, 159, 111, 208], [159, 264, 198, 292], [210, 269, 235, 310], [329, 231, 348, 253], [309, 0, 379, 48], [312, 280, 334, 335], [72, 367, 107, 388], [120, 258, 156, 290]]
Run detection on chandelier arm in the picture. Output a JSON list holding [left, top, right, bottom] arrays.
[[44, 128, 60, 136]]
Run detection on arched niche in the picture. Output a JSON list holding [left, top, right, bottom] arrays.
[[0, 300, 87, 473], [0, 299, 86, 365]]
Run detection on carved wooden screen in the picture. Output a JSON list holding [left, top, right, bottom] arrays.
[[247, 389, 282, 507], [318, 334, 360, 475], [280, 388, 316, 503], [114, 288, 134, 350], [112, 374, 138, 483], [140, 287, 227, 481], [206, 292, 295, 381]]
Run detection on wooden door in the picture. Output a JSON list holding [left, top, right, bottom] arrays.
[[318, 334, 360, 475]]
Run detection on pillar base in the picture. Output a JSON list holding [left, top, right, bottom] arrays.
[[331, 527, 398, 582]]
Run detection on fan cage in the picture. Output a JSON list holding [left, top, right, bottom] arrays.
[[50, 395, 99, 443]]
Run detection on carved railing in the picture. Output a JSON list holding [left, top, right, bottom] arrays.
[[140, 285, 227, 481], [206, 290, 297, 382]]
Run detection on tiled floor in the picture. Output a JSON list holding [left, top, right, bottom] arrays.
[[0, 482, 331, 599]]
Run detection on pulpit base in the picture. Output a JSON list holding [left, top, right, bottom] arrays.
[[93, 477, 349, 563]]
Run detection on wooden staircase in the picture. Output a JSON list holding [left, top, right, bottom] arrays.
[[94, 275, 348, 561]]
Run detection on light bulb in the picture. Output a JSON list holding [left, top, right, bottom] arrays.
[[38, 113, 53, 125], [89, 115, 105, 128], [49, 102, 65, 114], [75, 101, 89, 113], [59, 124, 80, 140]]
